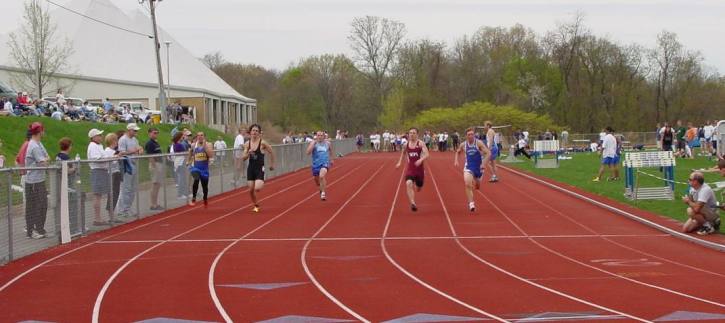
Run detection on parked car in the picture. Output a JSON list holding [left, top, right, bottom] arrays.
[[118, 101, 160, 123], [0, 81, 18, 103]]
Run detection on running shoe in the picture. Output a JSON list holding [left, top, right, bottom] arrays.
[[188, 200, 196, 206], [203, 199, 208, 207], [697, 223, 715, 236], [411, 203, 418, 212], [592, 177, 600, 182], [469, 202, 476, 212], [320, 191, 326, 201], [31, 231, 45, 239], [253, 205, 260, 213], [489, 176, 499, 183]]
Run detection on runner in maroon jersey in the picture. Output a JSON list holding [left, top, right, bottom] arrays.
[[396, 127, 430, 212]]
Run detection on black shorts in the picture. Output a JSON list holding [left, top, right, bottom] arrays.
[[405, 175, 424, 188], [247, 165, 265, 181], [677, 140, 686, 150]]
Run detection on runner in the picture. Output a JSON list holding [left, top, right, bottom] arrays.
[[396, 127, 430, 212], [454, 127, 490, 212], [484, 121, 500, 182], [243, 124, 276, 212], [307, 130, 333, 201], [188, 132, 214, 207]]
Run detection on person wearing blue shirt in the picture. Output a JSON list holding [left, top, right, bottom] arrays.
[[306, 131, 333, 201], [454, 127, 490, 212]]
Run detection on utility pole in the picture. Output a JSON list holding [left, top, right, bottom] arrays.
[[146, 0, 167, 123], [165, 41, 172, 100]]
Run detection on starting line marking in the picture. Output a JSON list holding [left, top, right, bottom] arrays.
[[94, 233, 671, 244]]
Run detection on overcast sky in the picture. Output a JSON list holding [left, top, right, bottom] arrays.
[[3, 0, 725, 73]]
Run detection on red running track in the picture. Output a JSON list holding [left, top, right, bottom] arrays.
[[0, 152, 724, 323]]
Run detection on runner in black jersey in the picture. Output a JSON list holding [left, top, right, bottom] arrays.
[[243, 124, 275, 213]]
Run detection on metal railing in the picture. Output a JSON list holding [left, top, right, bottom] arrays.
[[0, 139, 356, 264]]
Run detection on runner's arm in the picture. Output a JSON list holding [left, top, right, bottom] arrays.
[[396, 145, 406, 168], [328, 141, 334, 162], [419, 143, 430, 164], [205, 143, 215, 163], [263, 141, 276, 170], [241, 142, 250, 161], [478, 140, 491, 166], [454, 142, 464, 166], [306, 140, 315, 155]]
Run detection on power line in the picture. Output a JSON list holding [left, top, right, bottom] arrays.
[[45, 0, 153, 39]]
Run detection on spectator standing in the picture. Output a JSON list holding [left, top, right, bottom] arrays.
[[102, 98, 113, 114], [171, 132, 190, 200], [233, 127, 246, 185], [145, 127, 164, 211], [675, 120, 687, 157], [55, 137, 80, 232], [703, 121, 715, 155], [593, 126, 619, 182], [655, 123, 662, 149], [24, 122, 49, 239], [116, 123, 143, 217], [214, 136, 227, 164], [87, 129, 111, 226], [661, 123, 674, 152], [104, 133, 122, 219], [1, 97, 13, 116]]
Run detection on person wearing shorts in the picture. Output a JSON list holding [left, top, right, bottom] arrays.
[[484, 121, 499, 182], [454, 127, 490, 212], [243, 124, 276, 213], [396, 127, 430, 212], [593, 127, 619, 181], [307, 131, 333, 201]]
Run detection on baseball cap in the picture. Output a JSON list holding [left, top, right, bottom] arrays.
[[126, 123, 141, 131], [29, 122, 44, 135], [88, 128, 104, 138]]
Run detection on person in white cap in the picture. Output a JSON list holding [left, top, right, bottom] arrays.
[[116, 123, 143, 217], [87, 128, 111, 226]]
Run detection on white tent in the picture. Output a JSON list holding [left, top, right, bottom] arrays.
[[0, 0, 256, 127]]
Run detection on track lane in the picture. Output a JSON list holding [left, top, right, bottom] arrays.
[[210, 159, 383, 322], [428, 154, 725, 320]]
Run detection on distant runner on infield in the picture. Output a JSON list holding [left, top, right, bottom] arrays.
[[484, 121, 500, 182]]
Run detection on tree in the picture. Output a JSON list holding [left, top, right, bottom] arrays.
[[649, 31, 683, 122], [302, 54, 360, 131], [348, 16, 406, 107], [7, 0, 73, 99], [201, 51, 225, 71]]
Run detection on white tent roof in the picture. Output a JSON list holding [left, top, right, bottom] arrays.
[[0, 0, 254, 103]]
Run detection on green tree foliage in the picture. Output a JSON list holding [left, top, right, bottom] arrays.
[[407, 101, 561, 134], [206, 15, 725, 135]]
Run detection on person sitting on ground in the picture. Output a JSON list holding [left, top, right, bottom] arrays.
[[682, 171, 721, 235]]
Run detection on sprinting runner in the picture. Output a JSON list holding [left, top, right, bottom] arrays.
[[307, 130, 333, 201], [454, 127, 490, 212], [484, 121, 499, 182], [188, 132, 214, 207], [396, 127, 430, 212], [243, 124, 276, 213]]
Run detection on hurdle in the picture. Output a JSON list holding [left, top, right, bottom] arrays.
[[624, 151, 676, 200], [533, 140, 560, 168]]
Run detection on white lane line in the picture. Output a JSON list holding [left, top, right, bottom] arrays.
[[428, 165, 651, 323], [94, 233, 671, 244], [488, 168, 725, 307], [380, 167, 509, 322], [0, 161, 321, 293], [496, 176, 725, 279], [208, 162, 369, 323], [499, 165, 725, 252], [301, 163, 388, 323], [92, 162, 363, 323]]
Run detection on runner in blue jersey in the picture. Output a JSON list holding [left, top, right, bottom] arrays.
[[454, 127, 490, 212], [188, 132, 215, 207], [306, 130, 334, 201]]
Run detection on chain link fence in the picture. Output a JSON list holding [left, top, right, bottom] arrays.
[[0, 139, 356, 264]]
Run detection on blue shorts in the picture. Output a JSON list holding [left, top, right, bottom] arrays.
[[490, 147, 499, 160], [464, 166, 482, 179], [602, 157, 618, 165], [312, 163, 330, 176]]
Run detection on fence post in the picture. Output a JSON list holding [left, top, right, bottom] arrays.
[[162, 158, 167, 211], [7, 172, 14, 261], [76, 161, 84, 235], [135, 162, 141, 219], [219, 151, 224, 194], [60, 162, 71, 243]]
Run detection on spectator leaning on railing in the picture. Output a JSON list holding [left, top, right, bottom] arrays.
[[682, 171, 721, 235], [24, 122, 49, 239], [116, 123, 143, 217], [145, 127, 164, 211]]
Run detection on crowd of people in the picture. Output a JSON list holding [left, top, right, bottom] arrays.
[[1, 89, 195, 125], [2, 119, 722, 241], [656, 120, 720, 159]]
